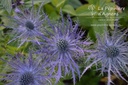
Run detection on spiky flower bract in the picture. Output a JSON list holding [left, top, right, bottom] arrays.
[[82, 29, 128, 85], [40, 14, 91, 85], [8, 1, 47, 47], [1, 53, 52, 85]]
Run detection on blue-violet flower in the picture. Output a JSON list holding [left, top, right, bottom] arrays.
[[1, 53, 52, 85], [8, 1, 47, 47], [40, 14, 91, 85], [82, 29, 128, 85]]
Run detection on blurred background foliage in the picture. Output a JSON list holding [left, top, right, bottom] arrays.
[[0, 0, 128, 85]]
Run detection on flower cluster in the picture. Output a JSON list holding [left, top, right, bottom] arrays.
[[39, 15, 91, 84], [82, 29, 128, 85], [1, 53, 52, 85], [1, 0, 128, 85], [8, 2, 47, 47]]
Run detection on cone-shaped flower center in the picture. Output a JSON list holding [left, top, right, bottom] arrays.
[[20, 72, 34, 85], [106, 46, 119, 58], [25, 21, 34, 30], [57, 39, 69, 52]]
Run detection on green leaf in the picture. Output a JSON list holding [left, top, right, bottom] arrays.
[[87, 0, 111, 5], [77, 0, 116, 31], [87, 0, 97, 4], [103, 3, 116, 29], [49, 12, 60, 20], [44, 4, 60, 20], [77, 16, 93, 27], [1, 15, 13, 28], [92, 18, 106, 32], [119, 11, 128, 28], [44, 4, 55, 14], [0, 0, 12, 13], [88, 28, 96, 41], [76, 69, 101, 85], [25, 0, 51, 6], [62, 5, 76, 15], [6, 45, 18, 54], [51, 0, 66, 8], [57, 81, 64, 85], [76, 4, 95, 16], [66, 0, 82, 8], [0, 26, 4, 31]]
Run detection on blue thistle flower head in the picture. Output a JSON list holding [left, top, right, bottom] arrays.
[[40, 14, 91, 84], [8, 1, 47, 47], [1, 53, 52, 85], [82, 29, 128, 85]]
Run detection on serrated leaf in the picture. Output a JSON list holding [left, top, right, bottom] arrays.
[[0, 0, 12, 13]]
